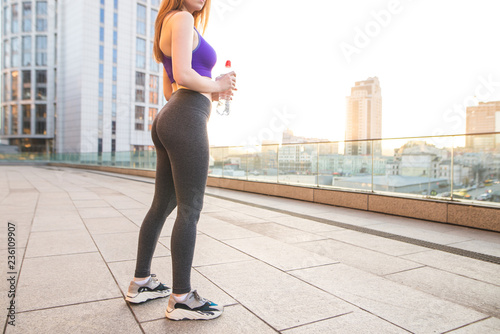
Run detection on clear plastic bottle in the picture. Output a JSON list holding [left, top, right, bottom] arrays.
[[216, 60, 232, 116]]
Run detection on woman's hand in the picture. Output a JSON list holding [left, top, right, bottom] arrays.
[[216, 71, 237, 93]]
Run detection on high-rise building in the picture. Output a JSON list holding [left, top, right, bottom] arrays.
[[466, 101, 500, 150], [345, 77, 382, 156], [1, 0, 164, 154]]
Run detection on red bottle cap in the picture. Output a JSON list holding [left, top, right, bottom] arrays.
[[225, 60, 231, 68]]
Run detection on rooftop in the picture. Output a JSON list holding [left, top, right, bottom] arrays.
[[2, 166, 500, 333]]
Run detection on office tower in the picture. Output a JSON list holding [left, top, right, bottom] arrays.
[[345, 77, 382, 155], [1, 0, 164, 154], [466, 101, 500, 149]]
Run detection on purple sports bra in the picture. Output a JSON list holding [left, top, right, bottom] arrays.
[[162, 27, 217, 84]]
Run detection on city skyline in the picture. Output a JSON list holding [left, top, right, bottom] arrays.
[[2, 0, 500, 152], [204, 0, 500, 147]]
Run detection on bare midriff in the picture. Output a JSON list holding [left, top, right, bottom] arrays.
[[172, 81, 212, 102]]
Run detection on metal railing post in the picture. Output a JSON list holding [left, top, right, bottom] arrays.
[[371, 140, 374, 193], [450, 137, 455, 200]]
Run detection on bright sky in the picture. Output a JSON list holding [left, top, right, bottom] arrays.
[[205, 0, 500, 147]]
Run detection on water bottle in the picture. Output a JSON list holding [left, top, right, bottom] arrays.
[[216, 60, 232, 116]]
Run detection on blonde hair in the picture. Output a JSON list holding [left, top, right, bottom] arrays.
[[153, 0, 211, 62]]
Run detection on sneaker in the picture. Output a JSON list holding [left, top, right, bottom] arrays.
[[125, 274, 171, 304], [165, 290, 223, 321]]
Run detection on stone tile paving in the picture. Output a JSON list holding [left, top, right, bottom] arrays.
[[1, 166, 499, 333]]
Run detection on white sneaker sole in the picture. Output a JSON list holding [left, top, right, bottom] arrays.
[[126, 290, 170, 304], [165, 307, 223, 321]]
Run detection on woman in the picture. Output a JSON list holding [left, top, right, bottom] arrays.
[[125, 0, 236, 321]]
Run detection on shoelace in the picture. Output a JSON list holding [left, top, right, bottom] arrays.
[[192, 290, 208, 304], [150, 274, 159, 283], [149, 274, 163, 288]]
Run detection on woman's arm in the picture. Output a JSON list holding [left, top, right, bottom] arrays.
[[163, 67, 173, 101], [168, 11, 233, 93]]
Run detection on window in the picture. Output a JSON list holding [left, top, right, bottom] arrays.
[[100, 27, 104, 42], [148, 108, 157, 131], [11, 105, 18, 135], [22, 36, 32, 66], [11, 37, 19, 67], [151, 0, 160, 7], [11, 3, 19, 34], [36, 35, 47, 66], [136, 90, 145, 103], [135, 72, 145, 102], [2, 6, 9, 36], [3, 106, 9, 135], [3, 72, 9, 102], [149, 75, 158, 104], [112, 121, 116, 135], [100, 8, 105, 24], [150, 42, 158, 71], [151, 9, 157, 37], [22, 2, 32, 32], [112, 66, 117, 81], [11, 71, 19, 101], [3, 39, 9, 68], [137, 4, 146, 36], [113, 13, 118, 28], [36, 70, 47, 100], [35, 104, 46, 134], [22, 70, 31, 99], [136, 38, 146, 68], [99, 45, 104, 61], [136, 71, 145, 86], [36, 1, 47, 32], [22, 104, 31, 134], [113, 30, 117, 46], [135, 106, 145, 131]]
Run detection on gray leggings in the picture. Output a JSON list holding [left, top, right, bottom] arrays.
[[134, 89, 211, 294]]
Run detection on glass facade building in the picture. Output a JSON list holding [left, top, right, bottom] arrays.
[[1, 0, 53, 152], [1, 0, 164, 153]]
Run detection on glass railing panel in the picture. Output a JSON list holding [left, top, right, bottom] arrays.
[[454, 134, 500, 204], [114, 151, 132, 168], [219, 146, 247, 180], [277, 142, 317, 186], [328, 139, 373, 192], [246, 144, 278, 183], [208, 146, 224, 177], [316, 141, 342, 187], [129, 150, 155, 170], [2, 133, 499, 208], [374, 137, 452, 198]]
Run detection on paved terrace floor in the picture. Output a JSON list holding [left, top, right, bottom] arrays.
[[1, 165, 500, 334]]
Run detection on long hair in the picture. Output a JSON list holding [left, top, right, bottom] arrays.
[[153, 0, 211, 63]]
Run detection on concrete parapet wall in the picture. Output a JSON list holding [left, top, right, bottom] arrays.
[[49, 163, 156, 178], [208, 178, 500, 233], [49, 163, 500, 233], [368, 195, 448, 223]]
